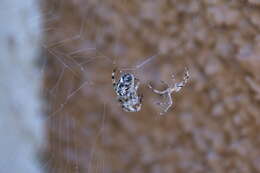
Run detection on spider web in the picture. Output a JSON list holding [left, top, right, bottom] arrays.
[[40, 1, 161, 172]]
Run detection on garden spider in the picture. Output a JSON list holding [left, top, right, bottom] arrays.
[[112, 68, 143, 112], [111, 53, 159, 112]]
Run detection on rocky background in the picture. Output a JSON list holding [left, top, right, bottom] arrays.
[[43, 0, 260, 172]]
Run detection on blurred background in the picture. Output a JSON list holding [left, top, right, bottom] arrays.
[[42, 0, 260, 172], [1, 0, 260, 173]]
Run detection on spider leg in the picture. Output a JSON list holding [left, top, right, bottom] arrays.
[[158, 92, 173, 115], [134, 78, 140, 90], [117, 97, 123, 103], [172, 82, 185, 92], [183, 68, 190, 83], [112, 68, 117, 90], [121, 104, 131, 112], [164, 92, 173, 111], [156, 103, 169, 115], [148, 82, 168, 95], [171, 68, 190, 92], [139, 93, 143, 103]]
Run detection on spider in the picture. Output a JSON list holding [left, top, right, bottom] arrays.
[[112, 68, 143, 112], [148, 68, 190, 115]]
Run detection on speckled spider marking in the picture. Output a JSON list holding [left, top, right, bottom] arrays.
[[112, 68, 143, 112], [148, 68, 190, 115]]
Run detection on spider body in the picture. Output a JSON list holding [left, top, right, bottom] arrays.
[[112, 68, 143, 112]]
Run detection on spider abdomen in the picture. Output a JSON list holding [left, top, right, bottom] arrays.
[[112, 69, 142, 112]]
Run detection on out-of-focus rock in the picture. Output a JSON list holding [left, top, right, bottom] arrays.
[[248, 0, 260, 5], [0, 0, 44, 173]]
